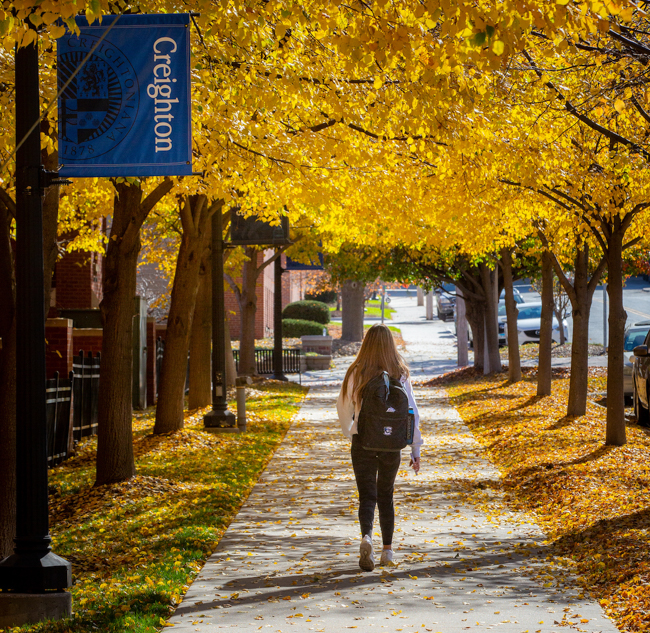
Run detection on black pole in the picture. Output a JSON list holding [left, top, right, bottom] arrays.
[[0, 35, 71, 593], [204, 209, 235, 428], [270, 252, 288, 381]]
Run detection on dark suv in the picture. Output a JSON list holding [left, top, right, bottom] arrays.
[[630, 323, 650, 425], [435, 283, 455, 321]]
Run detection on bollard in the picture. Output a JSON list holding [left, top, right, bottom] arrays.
[[235, 376, 252, 432]]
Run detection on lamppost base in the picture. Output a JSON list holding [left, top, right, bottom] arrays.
[[203, 409, 237, 433], [0, 551, 72, 593], [0, 591, 71, 627], [269, 373, 289, 381]]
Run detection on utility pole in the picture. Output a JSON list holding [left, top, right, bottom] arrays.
[[603, 282, 608, 351], [425, 291, 434, 320], [456, 289, 468, 367], [0, 31, 71, 625], [204, 209, 236, 431]]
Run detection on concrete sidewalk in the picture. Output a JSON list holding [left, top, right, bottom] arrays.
[[167, 296, 619, 632], [167, 385, 619, 632]]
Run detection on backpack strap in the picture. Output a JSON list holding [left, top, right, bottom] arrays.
[[382, 371, 390, 400]]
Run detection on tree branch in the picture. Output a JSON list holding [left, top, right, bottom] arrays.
[[141, 178, 175, 219], [522, 49, 650, 162], [0, 186, 16, 219]]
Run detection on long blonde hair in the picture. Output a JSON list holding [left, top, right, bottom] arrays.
[[341, 324, 410, 405]]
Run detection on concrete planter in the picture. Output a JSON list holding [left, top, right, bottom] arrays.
[[305, 354, 332, 370], [301, 335, 333, 355]]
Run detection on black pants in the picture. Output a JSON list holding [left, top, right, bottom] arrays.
[[351, 434, 401, 545]]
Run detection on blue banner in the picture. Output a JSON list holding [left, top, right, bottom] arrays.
[[57, 14, 192, 177], [285, 254, 324, 270]]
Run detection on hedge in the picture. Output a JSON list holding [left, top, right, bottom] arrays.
[[282, 318, 327, 337], [282, 300, 331, 325]]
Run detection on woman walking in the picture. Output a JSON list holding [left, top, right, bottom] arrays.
[[337, 324, 422, 571]]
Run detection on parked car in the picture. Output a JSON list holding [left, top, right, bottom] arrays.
[[624, 321, 650, 397], [497, 302, 568, 346], [497, 297, 526, 345], [499, 288, 525, 304], [435, 283, 456, 321]]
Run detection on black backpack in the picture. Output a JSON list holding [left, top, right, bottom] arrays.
[[357, 372, 413, 452]]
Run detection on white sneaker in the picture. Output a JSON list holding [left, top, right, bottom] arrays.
[[379, 549, 394, 566], [359, 535, 375, 571]]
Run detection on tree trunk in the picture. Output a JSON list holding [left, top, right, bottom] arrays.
[[341, 279, 366, 342], [465, 295, 485, 372], [553, 301, 567, 345], [42, 148, 60, 318], [501, 248, 521, 382], [238, 246, 260, 376], [606, 225, 627, 446], [538, 251, 554, 396], [188, 229, 212, 410], [0, 200, 16, 559], [566, 247, 593, 416], [155, 196, 210, 434], [96, 179, 173, 485], [480, 263, 501, 373]]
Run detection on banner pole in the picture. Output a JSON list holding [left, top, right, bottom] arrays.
[[0, 29, 71, 623]]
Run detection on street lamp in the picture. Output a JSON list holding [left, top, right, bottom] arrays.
[[270, 253, 288, 381], [0, 33, 71, 627], [203, 208, 236, 431]]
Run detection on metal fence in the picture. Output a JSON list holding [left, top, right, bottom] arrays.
[[46, 371, 74, 468], [232, 348, 301, 375], [72, 350, 100, 441]]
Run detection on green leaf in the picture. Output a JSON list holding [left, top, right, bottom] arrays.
[[471, 32, 486, 47]]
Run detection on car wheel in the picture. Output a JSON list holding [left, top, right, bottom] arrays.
[[634, 380, 650, 426]]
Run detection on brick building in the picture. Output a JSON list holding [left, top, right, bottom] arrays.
[[225, 251, 305, 340], [53, 249, 103, 310]]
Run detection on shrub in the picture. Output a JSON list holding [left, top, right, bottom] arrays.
[[282, 300, 331, 324], [305, 290, 337, 304], [282, 319, 327, 337]]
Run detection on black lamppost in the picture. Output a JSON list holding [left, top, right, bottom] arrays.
[[203, 208, 236, 430], [270, 253, 288, 381], [0, 32, 72, 623]]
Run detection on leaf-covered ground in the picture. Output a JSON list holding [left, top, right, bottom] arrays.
[[2, 381, 306, 633], [440, 369, 650, 633]]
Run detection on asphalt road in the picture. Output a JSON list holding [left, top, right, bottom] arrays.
[[388, 279, 650, 346], [514, 276, 650, 345]]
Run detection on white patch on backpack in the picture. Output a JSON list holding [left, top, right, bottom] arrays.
[[386, 407, 395, 413], [383, 426, 392, 435]]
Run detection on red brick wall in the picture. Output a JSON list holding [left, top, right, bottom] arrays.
[[281, 254, 291, 309], [72, 329, 103, 356], [45, 319, 73, 379], [225, 250, 275, 340], [54, 249, 103, 310], [146, 318, 157, 406]]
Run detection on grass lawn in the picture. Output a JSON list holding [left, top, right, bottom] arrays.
[[5, 382, 307, 633], [365, 299, 395, 319], [437, 368, 650, 633]]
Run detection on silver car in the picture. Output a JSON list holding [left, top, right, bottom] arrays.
[[498, 302, 569, 345], [624, 321, 650, 396]]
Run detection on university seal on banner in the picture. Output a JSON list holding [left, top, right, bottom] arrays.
[[58, 33, 139, 160]]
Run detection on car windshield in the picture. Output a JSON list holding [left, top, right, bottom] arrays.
[[498, 303, 507, 316], [517, 305, 542, 320], [624, 328, 649, 351]]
